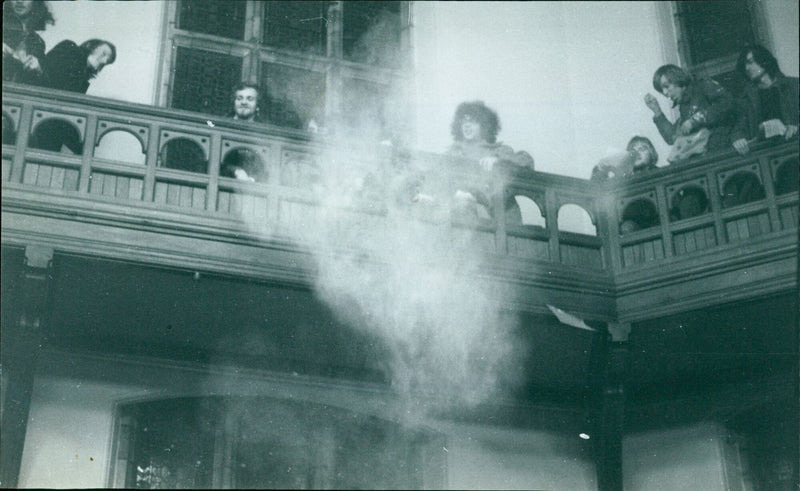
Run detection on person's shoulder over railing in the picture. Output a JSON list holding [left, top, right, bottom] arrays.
[[2, 0, 54, 86], [645, 64, 737, 165], [731, 45, 799, 156]]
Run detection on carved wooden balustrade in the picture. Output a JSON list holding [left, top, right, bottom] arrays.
[[2, 83, 797, 320]]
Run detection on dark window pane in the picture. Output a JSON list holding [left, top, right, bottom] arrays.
[[343, 1, 402, 67], [260, 63, 325, 129], [116, 396, 445, 489], [171, 47, 242, 116], [177, 0, 246, 40], [262, 1, 327, 56], [680, 0, 756, 65], [125, 399, 216, 488]]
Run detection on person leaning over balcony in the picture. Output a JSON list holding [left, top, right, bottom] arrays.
[[644, 64, 737, 165], [731, 45, 799, 156], [219, 82, 267, 182], [591, 136, 660, 233], [27, 39, 116, 153], [591, 135, 659, 182], [445, 100, 535, 222], [2, 0, 54, 85], [41, 38, 116, 94]]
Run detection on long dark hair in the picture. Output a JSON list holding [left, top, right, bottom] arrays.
[[450, 101, 501, 144], [3, 1, 55, 31], [736, 45, 781, 80], [80, 39, 117, 78]]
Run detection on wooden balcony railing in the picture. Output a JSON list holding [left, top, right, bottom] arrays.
[[2, 83, 798, 283]]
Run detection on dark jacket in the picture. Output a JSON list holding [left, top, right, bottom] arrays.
[[225, 111, 266, 124], [2, 11, 46, 85], [652, 78, 737, 153], [42, 40, 93, 93], [731, 74, 799, 142]]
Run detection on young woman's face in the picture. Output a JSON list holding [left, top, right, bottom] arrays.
[[87, 44, 113, 71], [461, 114, 483, 142], [743, 52, 766, 81], [11, 0, 34, 17]]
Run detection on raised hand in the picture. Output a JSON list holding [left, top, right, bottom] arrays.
[[732, 138, 750, 155], [644, 93, 662, 116]]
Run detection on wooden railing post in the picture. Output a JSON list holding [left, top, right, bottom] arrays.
[[0, 245, 53, 489], [78, 114, 99, 193], [142, 122, 160, 202], [546, 188, 560, 262], [8, 103, 33, 184], [759, 152, 782, 233]]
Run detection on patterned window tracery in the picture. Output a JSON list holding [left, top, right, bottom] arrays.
[[163, 1, 410, 135]]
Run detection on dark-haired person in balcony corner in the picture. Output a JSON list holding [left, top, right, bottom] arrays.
[[28, 39, 116, 153], [731, 45, 799, 156], [445, 100, 535, 223], [3, 0, 53, 87], [220, 82, 266, 182], [644, 64, 736, 220]]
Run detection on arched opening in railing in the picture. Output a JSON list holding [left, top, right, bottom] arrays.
[[557, 203, 596, 236], [721, 171, 765, 208], [221, 147, 267, 182], [159, 138, 208, 174], [95, 130, 146, 165], [29, 118, 83, 154], [774, 156, 799, 196], [2, 110, 18, 145], [669, 185, 709, 221], [620, 198, 659, 233], [506, 194, 545, 228]]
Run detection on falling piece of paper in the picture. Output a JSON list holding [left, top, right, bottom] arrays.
[[547, 304, 596, 331]]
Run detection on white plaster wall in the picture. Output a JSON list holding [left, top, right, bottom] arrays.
[[622, 423, 739, 491], [443, 423, 596, 490], [17, 376, 140, 488], [412, 1, 670, 179], [38, 1, 164, 104], [761, 0, 800, 77]]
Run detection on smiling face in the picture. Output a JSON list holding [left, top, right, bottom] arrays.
[[87, 44, 114, 71], [460, 114, 484, 142], [659, 76, 686, 104], [233, 87, 259, 121]]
